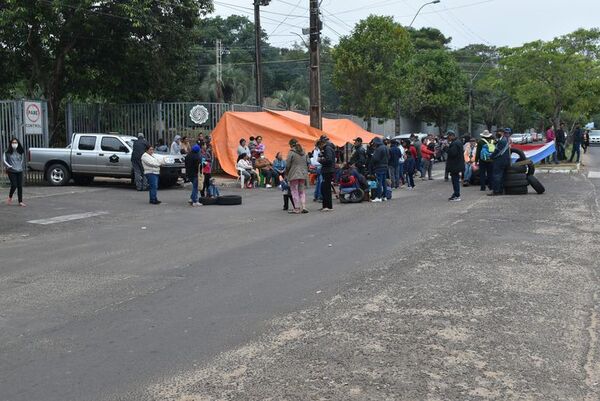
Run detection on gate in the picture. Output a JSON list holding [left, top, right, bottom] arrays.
[[0, 100, 49, 185]]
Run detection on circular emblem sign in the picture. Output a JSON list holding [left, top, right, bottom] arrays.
[[26, 103, 41, 123], [190, 105, 209, 125]]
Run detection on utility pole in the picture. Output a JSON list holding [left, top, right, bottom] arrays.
[[216, 39, 224, 103], [254, 1, 270, 108], [309, 0, 322, 130]]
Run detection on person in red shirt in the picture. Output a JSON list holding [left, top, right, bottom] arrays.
[[402, 139, 417, 189], [420, 138, 435, 180]]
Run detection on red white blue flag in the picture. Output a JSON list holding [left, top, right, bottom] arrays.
[[511, 142, 556, 164]]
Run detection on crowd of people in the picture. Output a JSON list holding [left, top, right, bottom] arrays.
[[543, 123, 591, 164]]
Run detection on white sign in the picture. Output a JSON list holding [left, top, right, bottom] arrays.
[[189, 105, 209, 125], [24, 101, 43, 134]]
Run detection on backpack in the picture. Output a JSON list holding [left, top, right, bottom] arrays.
[[339, 170, 357, 188], [480, 139, 495, 161]]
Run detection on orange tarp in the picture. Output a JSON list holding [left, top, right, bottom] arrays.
[[211, 109, 378, 177]]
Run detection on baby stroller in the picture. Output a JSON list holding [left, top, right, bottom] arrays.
[[338, 169, 364, 204]]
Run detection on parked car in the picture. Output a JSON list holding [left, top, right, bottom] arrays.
[[28, 133, 185, 186], [589, 130, 600, 145], [511, 133, 529, 144]]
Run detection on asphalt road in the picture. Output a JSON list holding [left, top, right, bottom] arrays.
[[1, 150, 599, 401]]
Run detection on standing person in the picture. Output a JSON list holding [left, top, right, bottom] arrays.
[[200, 143, 213, 197], [583, 130, 590, 154], [131, 133, 148, 191], [475, 130, 495, 191], [389, 140, 402, 188], [170, 135, 182, 155], [237, 138, 250, 157], [555, 122, 566, 161], [318, 135, 336, 212], [142, 145, 164, 204], [545, 125, 558, 164], [349, 137, 367, 175], [369, 137, 389, 202], [284, 139, 309, 214], [180, 136, 191, 155], [420, 138, 435, 180], [185, 144, 201, 206], [412, 135, 424, 179], [310, 143, 323, 202], [569, 123, 583, 163], [446, 131, 465, 201], [463, 137, 477, 186], [489, 128, 511, 196], [402, 139, 416, 190], [156, 138, 168, 152], [3, 137, 26, 206]]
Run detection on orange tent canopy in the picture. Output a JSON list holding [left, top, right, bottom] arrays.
[[212, 109, 378, 177]]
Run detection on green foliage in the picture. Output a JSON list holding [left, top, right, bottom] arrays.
[[400, 49, 467, 134], [408, 27, 451, 51], [496, 28, 600, 127], [332, 15, 413, 125]]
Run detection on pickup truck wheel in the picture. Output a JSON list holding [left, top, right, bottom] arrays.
[[46, 164, 71, 186]]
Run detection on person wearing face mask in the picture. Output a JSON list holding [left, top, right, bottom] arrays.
[[3, 138, 26, 206], [488, 128, 512, 196]]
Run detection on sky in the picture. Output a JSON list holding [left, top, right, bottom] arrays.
[[212, 0, 600, 49]]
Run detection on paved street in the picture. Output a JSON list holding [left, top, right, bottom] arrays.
[[1, 149, 600, 401]]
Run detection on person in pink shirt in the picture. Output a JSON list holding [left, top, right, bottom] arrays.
[[545, 125, 558, 164]]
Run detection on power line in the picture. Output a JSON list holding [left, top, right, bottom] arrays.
[[269, 0, 304, 37], [213, 1, 308, 18]]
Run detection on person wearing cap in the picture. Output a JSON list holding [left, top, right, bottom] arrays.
[[349, 137, 367, 175], [185, 144, 202, 206], [131, 133, 148, 191], [475, 130, 494, 191], [369, 137, 389, 202], [445, 130, 464, 201], [489, 128, 512, 196]]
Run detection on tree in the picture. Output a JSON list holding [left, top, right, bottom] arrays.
[[497, 29, 600, 127], [400, 49, 467, 135], [407, 27, 450, 51], [332, 15, 413, 130], [0, 0, 213, 143], [270, 88, 309, 111]]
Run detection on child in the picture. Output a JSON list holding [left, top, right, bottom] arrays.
[[206, 177, 220, 198], [385, 178, 393, 200], [280, 178, 296, 211], [366, 174, 378, 201]]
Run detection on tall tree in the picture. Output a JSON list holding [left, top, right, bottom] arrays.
[[332, 15, 413, 130], [0, 0, 213, 143], [400, 49, 467, 135]]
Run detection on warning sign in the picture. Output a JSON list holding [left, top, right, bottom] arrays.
[[24, 101, 43, 134]]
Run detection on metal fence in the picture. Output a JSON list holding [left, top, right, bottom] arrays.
[[0, 100, 49, 185]]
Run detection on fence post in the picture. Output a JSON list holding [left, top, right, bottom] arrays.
[[65, 101, 73, 144], [156, 101, 164, 144]]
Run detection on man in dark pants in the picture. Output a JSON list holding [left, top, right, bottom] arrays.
[[349, 137, 367, 175], [488, 128, 511, 196], [475, 130, 494, 191], [369, 137, 389, 202], [569, 123, 583, 164], [555, 122, 566, 161], [318, 135, 336, 212], [131, 133, 148, 191], [445, 130, 464, 201]]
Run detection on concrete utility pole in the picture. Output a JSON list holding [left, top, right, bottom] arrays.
[[254, 1, 270, 107], [309, 0, 322, 130], [216, 39, 224, 103]]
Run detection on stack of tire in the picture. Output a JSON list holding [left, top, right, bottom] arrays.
[[199, 195, 242, 205], [504, 148, 545, 195]]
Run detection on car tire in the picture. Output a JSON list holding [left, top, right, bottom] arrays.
[[510, 148, 527, 162], [527, 175, 545, 194], [504, 174, 528, 188], [46, 163, 71, 186], [507, 164, 527, 174], [216, 195, 242, 205], [526, 163, 535, 176], [505, 185, 528, 195], [200, 196, 218, 205], [349, 188, 364, 203]]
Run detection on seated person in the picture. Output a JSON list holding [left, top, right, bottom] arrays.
[[207, 177, 220, 198], [255, 155, 276, 188], [236, 153, 258, 187], [272, 152, 286, 186], [339, 163, 367, 191], [366, 174, 378, 200]]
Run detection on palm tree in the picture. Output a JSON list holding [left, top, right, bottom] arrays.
[[270, 88, 309, 111], [199, 65, 253, 104]]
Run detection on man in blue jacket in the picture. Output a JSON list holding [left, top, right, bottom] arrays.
[[369, 137, 389, 202], [388, 140, 402, 189], [488, 128, 512, 196], [569, 123, 583, 164]]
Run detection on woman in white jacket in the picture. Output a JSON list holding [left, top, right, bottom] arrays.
[[142, 145, 164, 204]]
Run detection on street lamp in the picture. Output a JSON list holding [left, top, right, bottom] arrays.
[[409, 0, 441, 28], [395, 0, 441, 135]]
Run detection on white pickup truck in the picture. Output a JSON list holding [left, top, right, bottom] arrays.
[[28, 133, 185, 187]]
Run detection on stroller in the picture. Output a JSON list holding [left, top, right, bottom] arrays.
[[338, 168, 365, 204]]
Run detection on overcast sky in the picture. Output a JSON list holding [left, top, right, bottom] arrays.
[[212, 0, 599, 49]]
